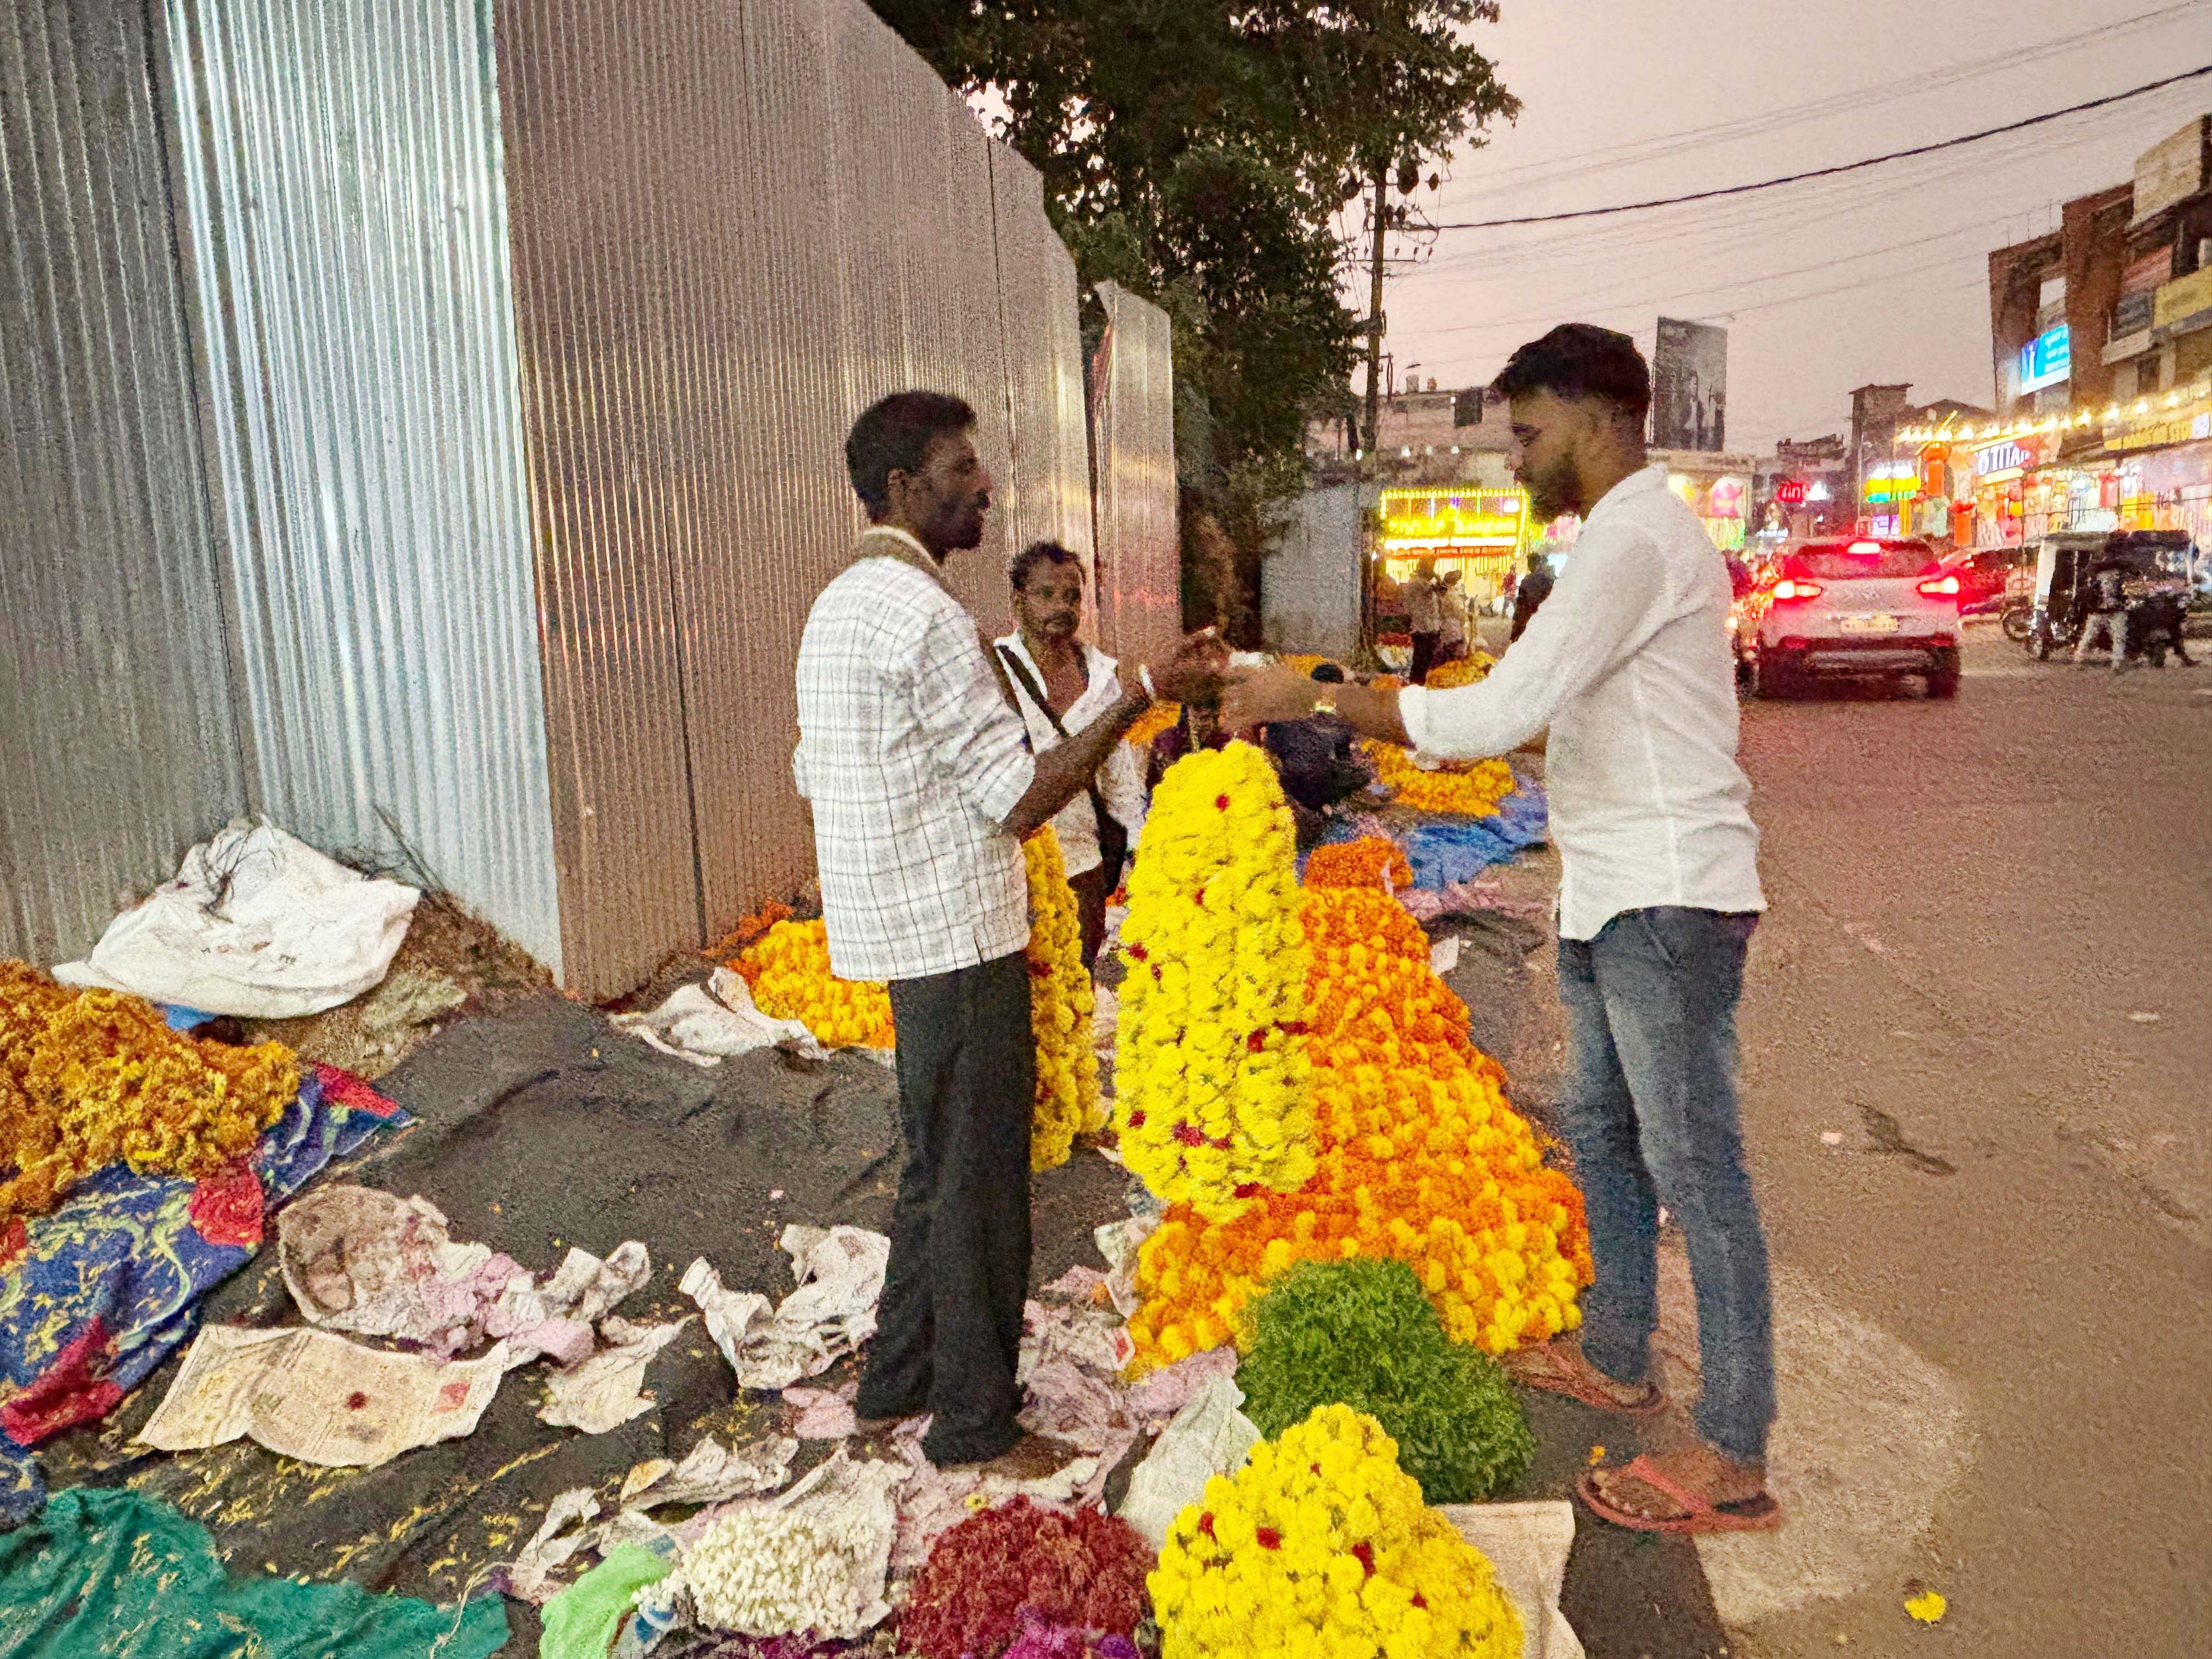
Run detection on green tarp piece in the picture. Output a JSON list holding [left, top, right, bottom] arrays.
[[538, 1543, 670, 1659], [0, 1486, 509, 1658]]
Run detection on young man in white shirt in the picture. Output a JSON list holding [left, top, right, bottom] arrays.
[[794, 392, 1218, 1468], [1224, 325, 1779, 1534]]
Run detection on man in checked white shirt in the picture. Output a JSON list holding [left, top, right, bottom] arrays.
[[793, 391, 1222, 1468], [1225, 326, 1781, 1536]]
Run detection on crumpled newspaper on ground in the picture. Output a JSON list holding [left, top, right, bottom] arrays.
[[682, 1226, 889, 1390]]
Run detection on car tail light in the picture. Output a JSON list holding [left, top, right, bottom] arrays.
[[1770, 578, 1824, 601], [1916, 574, 1961, 597], [1848, 539, 1883, 554]]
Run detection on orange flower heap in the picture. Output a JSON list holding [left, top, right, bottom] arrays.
[[1121, 701, 1181, 749], [736, 919, 898, 1049], [1363, 741, 1517, 819], [1124, 886, 1591, 1372], [1, 962, 298, 1220], [1024, 826, 1103, 1172], [1302, 837, 1411, 895], [1423, 651, 1497, 690]]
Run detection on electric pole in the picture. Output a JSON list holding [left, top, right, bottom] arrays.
[[1363, 165, 1387, 475]]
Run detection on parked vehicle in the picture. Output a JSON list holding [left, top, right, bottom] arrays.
[[2023, 532, 2192, 663], [1937, 545, 2025, 617], [1741, 536, 1961, 698]]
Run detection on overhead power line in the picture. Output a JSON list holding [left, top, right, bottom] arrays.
[[1431, 64, 2212, 231]]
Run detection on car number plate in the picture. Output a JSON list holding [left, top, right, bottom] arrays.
[[1838, 614, 1899, 635]]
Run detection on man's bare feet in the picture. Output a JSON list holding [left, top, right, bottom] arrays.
[[1504, 1337, 1665, 1413], [1587, 1440, 1771, 1523]]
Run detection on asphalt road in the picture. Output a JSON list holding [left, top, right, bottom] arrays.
[[1460, 618, 2211, 1657]]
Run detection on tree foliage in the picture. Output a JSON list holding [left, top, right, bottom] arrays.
[[871, 0, 1517, 614]]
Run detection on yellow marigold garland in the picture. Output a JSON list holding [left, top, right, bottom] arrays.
[[1023, 825, 1103, 1171], [1150, 1404, 1521, 1659], [734, 919, 898, 1049], [1122, 700, 1181, 749], [1115, 744, 1314, 1218], [1125, 885, 1591, 1372], [1362, 741, 1517, 818], [1, 962, 298, 1220]]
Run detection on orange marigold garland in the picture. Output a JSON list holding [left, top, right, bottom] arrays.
[[1121, 700, 1181, 749], [1, 961, 298, 1221], [1301, 837, 1411, 894], [1123, 886, 1591, 1372], [1114, 743, 1314, 1218], [1423, 651, 1497, 689], [1024, 826, 1103, 1171], [1362, 741, 1517, 819]]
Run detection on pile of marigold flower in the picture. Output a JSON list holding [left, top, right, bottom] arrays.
[[1362, 741, 1517, 818], [1301, 836, 1410, 894], [1, 961, 298, 1220], [1123, 880, 1590, 1370], [1149, 1403, 1521, 1659], [731, 919, 898, 1049], [1121, 701, 1181, 749], [1024, 827, 1104, 1171], [1113, 744, 1314, 1218]]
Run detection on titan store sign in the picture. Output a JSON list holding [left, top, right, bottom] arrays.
[[2017, 322, 2070, 394]]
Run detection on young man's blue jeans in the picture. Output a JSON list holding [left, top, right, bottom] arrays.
[[1556, 907, 1775, 1463]]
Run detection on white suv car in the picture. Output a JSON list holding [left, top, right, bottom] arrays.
[[1742, 537, 1962, 699]]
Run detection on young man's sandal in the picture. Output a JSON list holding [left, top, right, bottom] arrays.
[[1577, 1454, 1784, 1535]]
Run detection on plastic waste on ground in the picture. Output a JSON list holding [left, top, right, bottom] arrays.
[[610, 967, 828, 1068], [53, 819, 419, 1018]]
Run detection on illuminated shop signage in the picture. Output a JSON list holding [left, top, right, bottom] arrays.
[[2016, 323, 2070, 394], [1774, 479, 1808, 504], [1379, 488, 1530, 546], [1975, 441, 2029, 477]]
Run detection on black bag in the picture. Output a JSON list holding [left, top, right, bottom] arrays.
[[996, 645, 1130, 892]]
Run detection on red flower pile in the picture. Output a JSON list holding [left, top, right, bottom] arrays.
[[897, 1499, 1150, 1659]]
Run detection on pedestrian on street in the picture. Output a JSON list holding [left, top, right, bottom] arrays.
[[793, 391, 1223, 1468], [1221, 324, 1780, 1536], [1438, 569, 1471, 664], [1404, 564, 1443, 683], [2073, 552, 2133, 671], [1510, 551, 1555, 642], [994, 540, 1149, 967]]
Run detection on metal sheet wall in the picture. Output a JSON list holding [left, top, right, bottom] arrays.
[[1091, 279, 1181, 665], [1261, 483, 1370, 661], [494, 0, 1104, 990], [0, 0, 247, 964], [165, 0, 564, 974]]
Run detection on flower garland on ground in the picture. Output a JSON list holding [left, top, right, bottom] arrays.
[[898, 1498, 1149, 1659], [1113, 744, 1314, 1218], [1362, 741, 1517, 819], [1124, 883, 1590, 1370], [664, 1508, 876, 1639], [1149, 1404, 1521, 1659], [1024, 826, 1103, 1172], [1300, 837, 1410, 894], [732, 920, 898, 1049], [0, 962, 298, 1221]]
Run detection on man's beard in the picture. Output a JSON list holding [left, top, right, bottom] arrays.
[[1522, 463, 1579, 523]]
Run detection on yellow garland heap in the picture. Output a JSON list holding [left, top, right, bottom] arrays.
[[1125, 883, 1592, 1372], [1362, 742, 1516, 819], [1423, 651, 1496, 690], [1, 961, 298, 1221], [1023, 825, 1103, 1171], [1114, 744, 1314, 1218], [736, 919, 898, 1049], [1150, 1404, 1521, 1659]]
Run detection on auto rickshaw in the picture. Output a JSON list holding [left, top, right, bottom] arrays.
[[2019, 533, 2108, 657], [2023, 529, 2193, 663]]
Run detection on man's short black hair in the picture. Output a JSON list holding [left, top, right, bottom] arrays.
[[845, 391, 975, 518], [1309, 662, 1347, 684], [1492, 325, 1651, 425], [1009, 540, 1084, 592]]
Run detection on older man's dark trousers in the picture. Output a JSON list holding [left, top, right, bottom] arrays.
[[857, 949, 1035, 1464]]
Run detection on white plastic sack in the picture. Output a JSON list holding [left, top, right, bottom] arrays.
[[1438, 1500, 1583, 1659], [53, 818, 418, 1017], [611, 967, 826, 1067], [1114, 1372, 1261, 1549]]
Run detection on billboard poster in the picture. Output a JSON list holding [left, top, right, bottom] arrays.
[[1652, 318, 1728, 452]]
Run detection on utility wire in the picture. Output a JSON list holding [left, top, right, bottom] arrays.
[[1431, 64, 2212, 230]]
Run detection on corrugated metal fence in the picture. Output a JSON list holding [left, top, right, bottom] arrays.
[[3, 0, 1178, 998]]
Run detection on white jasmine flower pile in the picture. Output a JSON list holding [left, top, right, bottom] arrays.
[[664, 1505, 878, 1637]]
